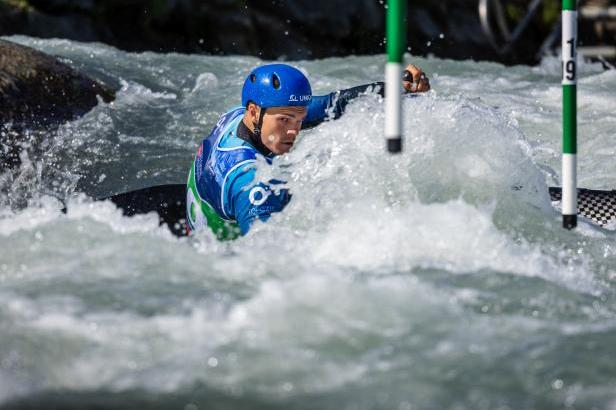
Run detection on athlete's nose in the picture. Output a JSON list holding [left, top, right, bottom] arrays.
[[283, 129, 298, 143]]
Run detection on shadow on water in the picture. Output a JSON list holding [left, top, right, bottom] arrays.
[[0, 386, 287, 410]]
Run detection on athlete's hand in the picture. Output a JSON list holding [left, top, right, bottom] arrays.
[[402, 64, 430, 93]]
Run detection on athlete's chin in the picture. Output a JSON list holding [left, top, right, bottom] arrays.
[[273, 142, 294, 154]]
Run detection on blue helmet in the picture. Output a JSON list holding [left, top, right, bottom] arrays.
[[241, 64, 312, 109]]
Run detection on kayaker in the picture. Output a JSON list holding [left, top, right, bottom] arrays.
[[186, 63, 430, 239]]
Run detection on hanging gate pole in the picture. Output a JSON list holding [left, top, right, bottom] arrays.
[[386, 0, 407, 153], [562, 0, 577, 229]]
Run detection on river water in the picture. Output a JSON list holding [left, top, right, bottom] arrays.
[[1, 36, 615, 409]]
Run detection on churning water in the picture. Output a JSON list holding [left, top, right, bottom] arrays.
[[1, 36, 615, 409]]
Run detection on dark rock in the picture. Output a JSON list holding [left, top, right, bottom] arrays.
[[28, 0, 95, 14], [3, 0, 591, 66], [0, 39, 114, 126], [0, 39, 115, 170], [25, 11, 100, 43], [0, 0, 508, 62]]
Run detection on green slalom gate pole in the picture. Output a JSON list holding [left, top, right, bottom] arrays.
[[385, 0, 406, 153], [562, 0, 577, 229]]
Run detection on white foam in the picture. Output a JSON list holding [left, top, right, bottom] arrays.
[[191, 72, 219, 93]]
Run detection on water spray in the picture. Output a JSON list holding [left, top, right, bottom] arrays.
[[385, 0, 406, 153], [562, 0, 577, 229]]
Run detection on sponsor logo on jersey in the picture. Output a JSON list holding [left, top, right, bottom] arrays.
[[248, 205, 276, 217], [249, 186, 268, 206]]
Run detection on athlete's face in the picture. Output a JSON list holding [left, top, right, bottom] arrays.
[[259, 106, 307, 155]]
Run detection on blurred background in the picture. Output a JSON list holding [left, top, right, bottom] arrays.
[[1, 0, 614, 65]]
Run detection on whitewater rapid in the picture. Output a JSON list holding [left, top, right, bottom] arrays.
[[1, 35, 615, 409]]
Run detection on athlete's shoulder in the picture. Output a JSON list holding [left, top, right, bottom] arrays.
[[201, 106, 246, 149], [219, 124, 256, 152], [216, 106, 245, 128]]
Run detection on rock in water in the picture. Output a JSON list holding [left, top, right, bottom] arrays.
[[0, 38, 114, 125], [0, 39, 115, 171]]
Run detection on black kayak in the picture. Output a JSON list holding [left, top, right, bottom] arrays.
[[102, 184, 188, 237], [100, 184, 616, 237]]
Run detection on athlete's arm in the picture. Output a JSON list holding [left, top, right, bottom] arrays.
[[224, 163, 291, 235], [303, 83, 383, 128], [302, 63, 429, 129]]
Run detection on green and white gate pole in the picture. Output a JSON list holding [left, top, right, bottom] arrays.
[[385, 0, 407, 153], [562, 0, 577, 229]]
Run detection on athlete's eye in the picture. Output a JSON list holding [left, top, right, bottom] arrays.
[[279, 117, 289, 123]]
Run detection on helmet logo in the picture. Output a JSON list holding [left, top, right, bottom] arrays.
[[289, 94, 311, 102]]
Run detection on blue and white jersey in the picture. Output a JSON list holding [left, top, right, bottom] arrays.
[[187, 106, 293, 237]]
